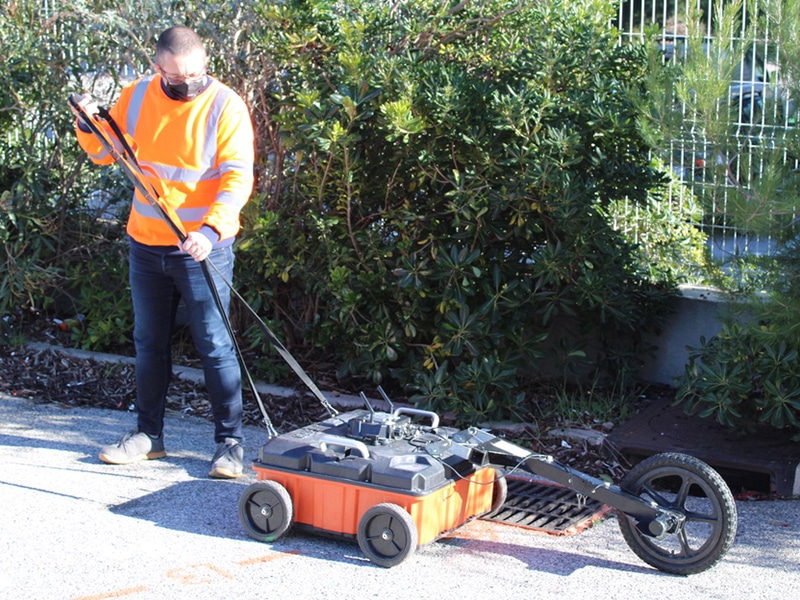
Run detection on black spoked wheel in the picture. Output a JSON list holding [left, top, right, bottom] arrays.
[[238, 480, 294, 543], [357, 503, 418, 567], [618, 452, 738, 575]]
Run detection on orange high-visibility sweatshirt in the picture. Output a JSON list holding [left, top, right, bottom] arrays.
[[75, 75, 254, 247]]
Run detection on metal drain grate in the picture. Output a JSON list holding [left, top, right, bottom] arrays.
[[484, 476, 609, 535]]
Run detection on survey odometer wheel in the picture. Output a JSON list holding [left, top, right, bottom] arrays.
[[617, 453, 737, 575], [238, 480, 294, 542], [357, 503, 418, 567]]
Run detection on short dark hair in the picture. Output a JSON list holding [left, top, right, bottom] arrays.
[[155, 26, 206, 59]]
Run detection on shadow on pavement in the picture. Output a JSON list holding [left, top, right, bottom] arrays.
[[437, 534, 656, 577], [110, 478, 248, 539]]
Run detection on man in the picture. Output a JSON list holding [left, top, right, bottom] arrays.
[[71, 26, 255, 479]]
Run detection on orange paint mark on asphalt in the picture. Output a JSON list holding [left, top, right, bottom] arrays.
[[71, 586, 150, 600], [236, 550, 302, 566], [166, 563, 235, 585], [69, 551, 302, 599]]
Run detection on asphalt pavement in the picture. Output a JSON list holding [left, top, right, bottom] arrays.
[[1, 390, 798, 600]]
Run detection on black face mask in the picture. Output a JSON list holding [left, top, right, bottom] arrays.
[[165, 78, 205, 101]]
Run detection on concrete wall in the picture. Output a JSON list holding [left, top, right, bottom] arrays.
[[639, 286, 733, 386]]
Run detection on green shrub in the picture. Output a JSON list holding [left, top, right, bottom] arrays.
[[0, 1, 129, 341], [676, 322, 800, 440], [659, 1, 800, 441], [609, 158, 711, 287], [237, 0, 679, 422], [3, 0, 690, 425], [64, 239, 133, 350], [675, 236, 800, 440]]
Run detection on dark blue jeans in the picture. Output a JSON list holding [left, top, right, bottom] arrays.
[[129, 242, 243, 443]]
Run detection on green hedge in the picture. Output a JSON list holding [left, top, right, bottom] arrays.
[[1, 0, 707, 423]]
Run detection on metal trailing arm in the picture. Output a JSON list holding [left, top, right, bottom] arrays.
[[451, 428, 684, 539]]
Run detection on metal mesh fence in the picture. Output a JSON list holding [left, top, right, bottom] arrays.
[[616, 0, 798, 265]]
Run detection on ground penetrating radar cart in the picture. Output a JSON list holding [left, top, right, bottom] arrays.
[[68, 95, 737, 575], [67, 92, 737, 577], [238, 396, 737, 575]]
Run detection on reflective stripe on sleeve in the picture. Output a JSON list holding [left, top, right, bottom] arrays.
[[125, 76, 154, 139]]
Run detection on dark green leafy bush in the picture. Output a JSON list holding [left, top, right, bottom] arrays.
[[676, 235, 800, 440], [237, 0, 679, 422], [676, 322, 800, 440], [3, 0, 697, 425]]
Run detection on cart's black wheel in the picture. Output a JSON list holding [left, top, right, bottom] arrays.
[[357, 503, 418, 567], [238, 480, 293, 543], [617, 452, 737, 575], [485, 469, 508, 518]]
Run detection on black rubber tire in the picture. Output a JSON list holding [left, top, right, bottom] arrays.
[[357, 503, 418, 567], [485, 469, 508, 518], [238, 480, 294, 543], [617, 452, 738, 575]]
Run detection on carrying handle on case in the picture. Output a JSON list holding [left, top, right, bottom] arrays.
[[319, 435, 371, 459], [392, 408, 440, 428]]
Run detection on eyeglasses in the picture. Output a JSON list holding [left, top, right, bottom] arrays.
[[156, 65, 207, 85]]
